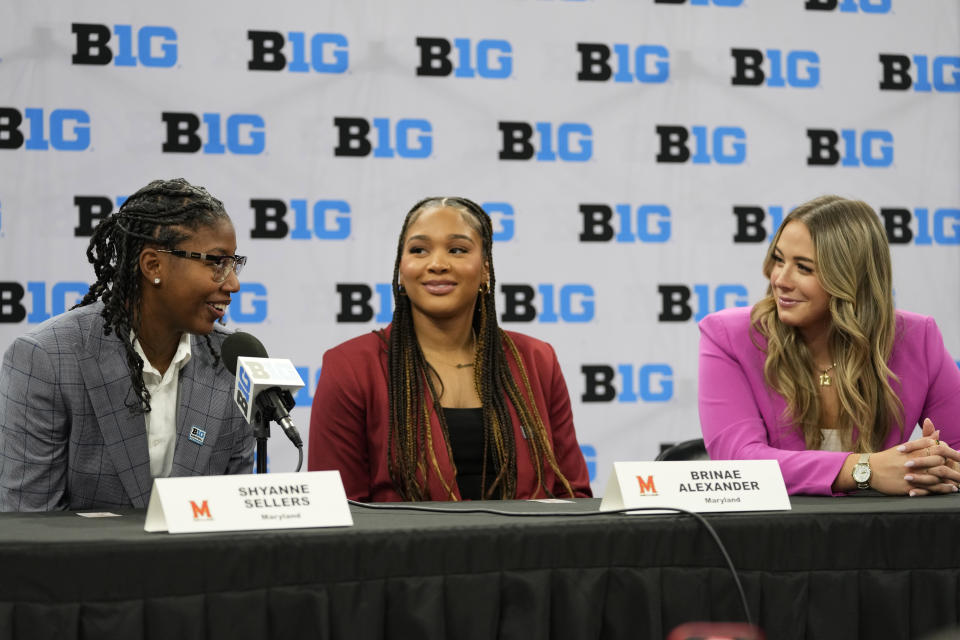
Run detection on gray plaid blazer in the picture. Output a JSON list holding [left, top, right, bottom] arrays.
[[0, 302, 254, 511]]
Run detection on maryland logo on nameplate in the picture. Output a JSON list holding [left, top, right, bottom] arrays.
[[599, 460, 790, 514], [144, 471, 353, 533]]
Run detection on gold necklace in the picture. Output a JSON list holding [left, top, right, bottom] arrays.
[[426, 356, 474, 368], [426, 331, 476, 369], [818, 362, 837, 387]]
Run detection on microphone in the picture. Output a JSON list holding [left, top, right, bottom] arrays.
[[222, 332, 305, 448]]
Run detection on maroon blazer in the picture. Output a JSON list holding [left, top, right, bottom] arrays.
[[308, 327, 592, 501]]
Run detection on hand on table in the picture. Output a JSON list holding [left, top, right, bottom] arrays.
[[899, 419, 960, 496]]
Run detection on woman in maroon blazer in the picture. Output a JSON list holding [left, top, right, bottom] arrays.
[[308, 197, 592, 502]]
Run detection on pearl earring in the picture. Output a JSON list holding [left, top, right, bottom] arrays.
[[154, 278, 161, 285]]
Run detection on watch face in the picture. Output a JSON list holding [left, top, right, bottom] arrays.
[[853, 465, 870, 483]]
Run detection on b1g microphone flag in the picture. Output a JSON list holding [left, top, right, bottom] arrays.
[[234, 357, 303, 422], [222, 332, 305, 447]]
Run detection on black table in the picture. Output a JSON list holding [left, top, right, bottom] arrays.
[[1, 496, 959, 640]]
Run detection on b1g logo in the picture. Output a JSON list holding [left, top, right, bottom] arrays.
[[730, 49, 819, 88], [804, 0, 890, 12], [336, 283, 394, 323], [0, 282, 268, 325], [483, 202, 515, 242], [806, 129, 892, 167], [333, 118, 432, 158], [733, 205, 960, 245], [732, 205, 787, 243], [579, 204, 671, 243], [880, 208, 960, 245], [580, 364, 674, 403], [0, 282, 88, 323], [247, 31, 348, 73], [0, 108, 90, 151], [576, 44, 669, 83], [500, 284, 594, 323], [498, 122, 592, 162], [223, 284, 269, 324], [415, 37, 512, 78], [236, 365, 253, 415], [74, 196, 127, 236], [658, 284, 748, 322], [655, 126, 746, 164], [71, 23, 177, 67], [161, 112, 265, 154], [334, 282, 595, 323], [879, 55, 960, 93], [250, 199, 350, 240]]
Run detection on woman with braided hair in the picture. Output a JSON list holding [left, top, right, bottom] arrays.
[[308, 197, 592, 501], [0, 178, 254, 511]]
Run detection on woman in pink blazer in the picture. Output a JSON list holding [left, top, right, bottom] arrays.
[[698, 195, 960, 496], [308, 197, 591, 502]]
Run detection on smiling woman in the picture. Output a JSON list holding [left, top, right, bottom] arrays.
[[308, 196, 592, 502], [698, 195, 960, 497], [0, 178, 254, 512]]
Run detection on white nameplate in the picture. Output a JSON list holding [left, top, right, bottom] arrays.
[[599, 460, 790, 514], [144, 471, 353, 533]]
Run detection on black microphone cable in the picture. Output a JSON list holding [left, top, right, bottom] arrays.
[[348, 500, 754, 629]]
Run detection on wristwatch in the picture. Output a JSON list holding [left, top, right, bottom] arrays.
[[852, 453, 872, 490]]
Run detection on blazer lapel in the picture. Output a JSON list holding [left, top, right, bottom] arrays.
[[78, 317, 154, 507], [171, 336, 223, 476]]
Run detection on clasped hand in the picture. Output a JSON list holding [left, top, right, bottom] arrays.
[[869, 419, 960, 496]]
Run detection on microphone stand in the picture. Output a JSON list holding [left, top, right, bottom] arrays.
[[253, 408, 271, 475], [252, 388, 301, 473]]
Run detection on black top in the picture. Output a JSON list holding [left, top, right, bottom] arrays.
[[443, 407, 493, 500]]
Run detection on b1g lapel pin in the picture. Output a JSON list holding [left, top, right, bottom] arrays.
[[189, 426, 207, 446]]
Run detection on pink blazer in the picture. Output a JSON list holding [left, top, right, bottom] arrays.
[[698, 306, 960, 495], [308, 327, 592, 501]]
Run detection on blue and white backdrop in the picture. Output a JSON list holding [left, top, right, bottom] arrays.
[[1, 0, 958, 493]]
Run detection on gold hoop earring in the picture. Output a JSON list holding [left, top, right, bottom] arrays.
[[480, 281, 491, 295]]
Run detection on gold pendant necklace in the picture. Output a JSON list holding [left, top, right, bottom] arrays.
[[819, 362, 837, 387], [427, 331, 476, 369]]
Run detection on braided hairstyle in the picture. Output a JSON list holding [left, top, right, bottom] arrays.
[[73, 178, 230, 414], [384, 196, 575, 501]]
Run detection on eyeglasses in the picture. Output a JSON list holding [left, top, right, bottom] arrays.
[[157, 249, 247, 283]]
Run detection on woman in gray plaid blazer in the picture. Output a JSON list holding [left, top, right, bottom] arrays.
[[0, 178, 254, 511]]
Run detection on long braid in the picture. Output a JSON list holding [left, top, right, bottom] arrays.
[[386, 196, 575, 500], [73, 178, 230, 414]]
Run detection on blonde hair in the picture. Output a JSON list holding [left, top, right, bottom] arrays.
[[750, 195, 903, 452]]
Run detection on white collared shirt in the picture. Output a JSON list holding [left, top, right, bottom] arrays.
[[134, 332, 193, 478]]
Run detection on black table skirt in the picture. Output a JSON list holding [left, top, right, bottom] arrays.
[[1, 496, 959, 639]]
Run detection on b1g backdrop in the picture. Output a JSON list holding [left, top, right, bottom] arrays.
[[1, 1, 958, 493]]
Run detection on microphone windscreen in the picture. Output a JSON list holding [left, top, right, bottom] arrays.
[[221, 332, 269, 375]]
